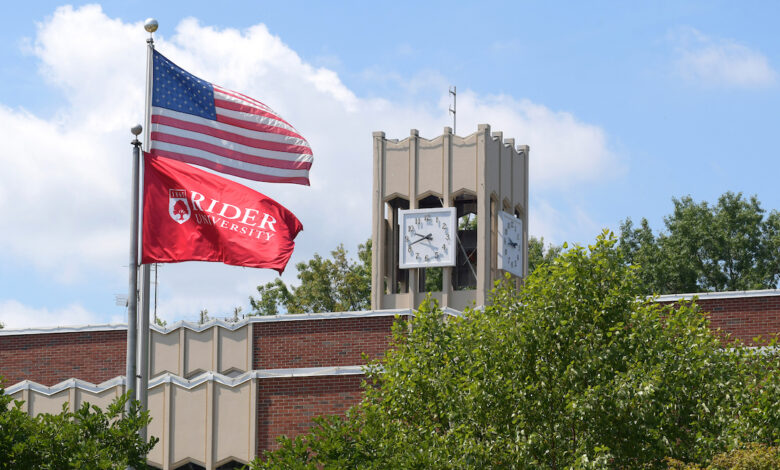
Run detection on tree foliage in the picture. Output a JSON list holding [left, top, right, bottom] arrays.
[[528, 235, 563, 274], [253, 232, 780, 469], [620, 191, 780, 294], [250, 240, 372, 315], [198, 308, 210, 324], [666, 444, 780, 469], [0, 382, 157, 469]]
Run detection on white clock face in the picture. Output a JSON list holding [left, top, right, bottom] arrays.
[[398, 207, 457, 268], [498, 211, 524, 277]]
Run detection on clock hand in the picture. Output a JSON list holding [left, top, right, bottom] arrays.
[[409, 233, 433, 247]]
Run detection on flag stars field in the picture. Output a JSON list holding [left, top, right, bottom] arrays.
[[149, 49, 312, 184]]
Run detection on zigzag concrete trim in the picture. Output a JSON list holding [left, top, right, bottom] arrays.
[[442, 306, 466, 317], [148, 366, 366, 389], [151, 308, 414, 335], [5, 376, 126, 396], [4, 366, 367, 395], [0, 308, 430, 336]]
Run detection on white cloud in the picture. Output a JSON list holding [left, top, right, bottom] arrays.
[[0, 105, 127, 282], [671, 27, 776, 88], [0, 300, 113, 329], [0, 5, 619, 324], [451, 91, 620, 189], [528, 198, 563, 243], [528, 198, 603, 246]]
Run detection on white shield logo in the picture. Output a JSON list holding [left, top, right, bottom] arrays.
[[168, 189, 191, 224]]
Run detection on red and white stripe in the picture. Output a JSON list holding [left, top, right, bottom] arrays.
[[150, 85, 312, 185]]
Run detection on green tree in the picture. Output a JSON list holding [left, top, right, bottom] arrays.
[[458, 213, 477, 230], [252, 232, 780, 469], [667, 444, 780, 469], [618, 217, 669, 293], [620, 192, 780, 294], [528, 235, 563, 274], [231, 306, 242, 322], [0, 382, 158, 469], [198, 308, 210, 324], [421, 267, 443, 292], [250, 240, 372, 315]]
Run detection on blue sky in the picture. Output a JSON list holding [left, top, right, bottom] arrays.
[[2, 1, 780, 328]]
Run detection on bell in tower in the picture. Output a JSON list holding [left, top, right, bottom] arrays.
[[371, 124, 529, 311]]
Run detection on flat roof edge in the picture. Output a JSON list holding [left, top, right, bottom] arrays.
[[0, 323, 127, 336], [0, 308, 422, 336], [654, 289, 780, 302]]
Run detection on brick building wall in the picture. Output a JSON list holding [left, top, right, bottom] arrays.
[[253, 316, 397, 369], [256, 375, 364, 451], [0, 329, 126, 386], [0, 296, 778, 464], [657, 291, 780, 345]]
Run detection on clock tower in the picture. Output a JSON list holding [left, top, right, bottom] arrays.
[[371, 125, 529, 311]]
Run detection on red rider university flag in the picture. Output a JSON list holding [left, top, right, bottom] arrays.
[[142, 153, 303, 273]]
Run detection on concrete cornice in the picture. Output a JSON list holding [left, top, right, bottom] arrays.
[[654, 289, 780, 302], [0, 308, 430, 336], [6, 290, 779, 336], [5, 366, 368, 395], [5, 376, 127, 396], [148, 366, 366, 389], [0, 323, 127, 336]]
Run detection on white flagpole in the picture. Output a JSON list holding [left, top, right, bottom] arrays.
[[138, 17, 158, 445], [126, 126, 142, 417]]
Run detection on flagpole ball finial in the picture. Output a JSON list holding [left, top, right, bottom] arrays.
[[131, 124, 143, 136], [144, 18, 158, 33]]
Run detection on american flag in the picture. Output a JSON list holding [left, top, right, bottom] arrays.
[[150, 50, 312, 185]]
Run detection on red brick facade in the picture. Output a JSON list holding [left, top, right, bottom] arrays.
[[658, 294, 780, 345], [0, 296, 777, 458], [256, 375, 364, 451], [253, 316, 397, 369], [249, 316, 397, 452], [0, 330, 126, 387]]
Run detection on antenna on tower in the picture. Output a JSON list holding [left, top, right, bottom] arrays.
[[449, 86, 457, 135]]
